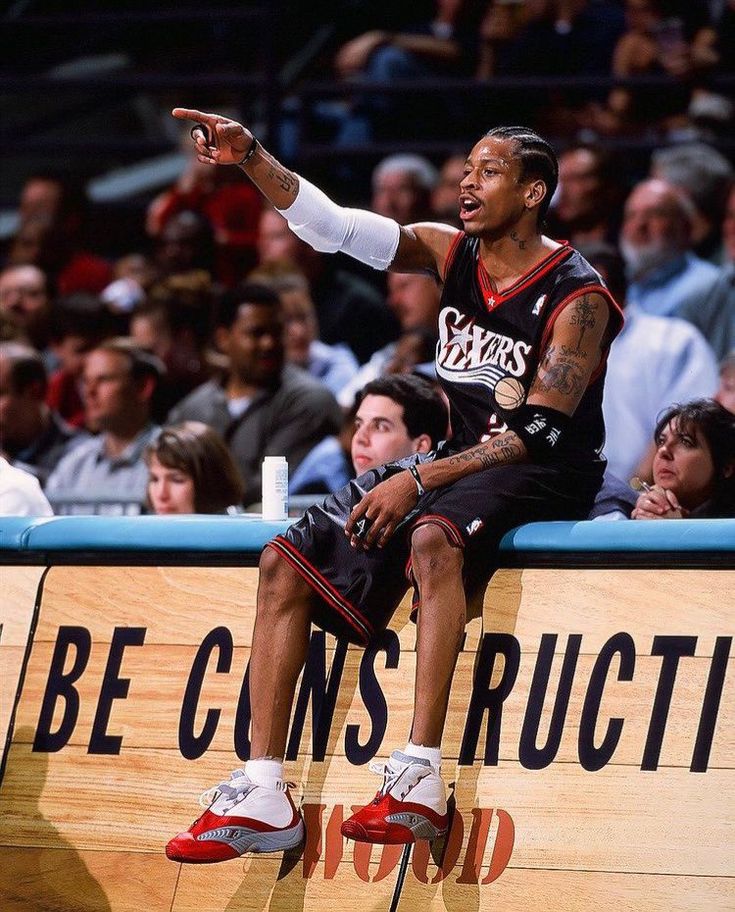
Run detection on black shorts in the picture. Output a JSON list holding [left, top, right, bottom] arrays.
[[267, 450, 603, 645]]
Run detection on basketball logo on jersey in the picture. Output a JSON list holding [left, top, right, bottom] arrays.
[[532, 294, 546, 316], [436, 306, 531, 393]]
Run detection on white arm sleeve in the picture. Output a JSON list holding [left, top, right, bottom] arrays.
[[278, 177, 400, 271]]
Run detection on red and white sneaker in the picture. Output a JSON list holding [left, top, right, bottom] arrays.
[[341, 750, 448, 845], [166, 768, 304, 863]]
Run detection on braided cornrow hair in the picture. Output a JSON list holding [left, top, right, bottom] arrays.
[[483, 126, 559, 224]]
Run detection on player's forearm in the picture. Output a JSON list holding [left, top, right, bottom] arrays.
[[417, 431, 528, 492], [238, 144, 300, 210]]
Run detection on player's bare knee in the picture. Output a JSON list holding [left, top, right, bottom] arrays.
[[257, 547, 311, 617], [258, 548, 295, 603], [410, 523, 463, 583]]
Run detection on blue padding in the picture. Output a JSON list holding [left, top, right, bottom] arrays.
[[2, 515, 733, 555], [499, 519, 735, 552], [21, 515, 292, 552], [0, 517, 40, 550]]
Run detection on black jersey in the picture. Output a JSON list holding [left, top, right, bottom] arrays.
[[435, 234, 623, 465]]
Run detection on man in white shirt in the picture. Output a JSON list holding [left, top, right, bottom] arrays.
[[0, 458, 52, 516]]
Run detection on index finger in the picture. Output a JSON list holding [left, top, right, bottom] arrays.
[[172, 108, 223, 126]]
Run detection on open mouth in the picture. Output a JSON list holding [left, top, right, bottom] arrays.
[[459, 196, 481, 220]]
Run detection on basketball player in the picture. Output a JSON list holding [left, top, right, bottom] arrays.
[[165, 109, 623, 862]]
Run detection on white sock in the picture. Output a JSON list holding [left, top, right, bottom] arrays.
[[245, 757, 284, 789], [404, 741, 441, 771]]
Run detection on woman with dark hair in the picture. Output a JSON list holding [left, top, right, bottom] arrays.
[[632, 399, 735, 520], [146, 421, 244, 514]]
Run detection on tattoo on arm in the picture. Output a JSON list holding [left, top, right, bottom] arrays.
[[447, 437, 523, 470], [245, 147, 298, 201], [568, 294, 599, 350], [529, 343, 585, 398], [265, 163, 298, 195]]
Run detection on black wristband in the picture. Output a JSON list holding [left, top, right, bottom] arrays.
[[506, 404, 570, 460], [238, 136, 258, 166], [408, 463, 426, 497]]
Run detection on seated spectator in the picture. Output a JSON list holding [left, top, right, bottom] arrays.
[[167, 283, 342, 508], [338, 272, 441, 407], [0, 342, 82, 486], [475, 0, 530, 81], [547, 144, 623, 247], [631, 399, 735, 519], [589, 1, 708, 136], [620, 178, 720, 319], [290, 373, 448, 497], [8, 174, 113, 295], [371, 155, 438, 225], [384, 328, 439, 376], [350, 373, 446, 474], [714, 351, 735, 416], [431, 152, 466, 228], [579, 242, 718, 483], [330, 1, 479, 146], [153, 210, 216, 281], [130, 272, 215, 419], [649, 142, 734, 261], [494, 0, 625, 76], [0, 457, 53, 517], [677, 183, 735, 361], [145, 421, 244, 514], [248, 262, 358, 397], [257, 207, 398, 363], [46, 293, 118, 429], [147, 124, 261, 286], [45, 339, 162, 514], [0, 264, 52, 356], [97, 253, 158, 320]]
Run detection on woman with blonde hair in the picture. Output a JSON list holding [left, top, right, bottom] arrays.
[[146, 421, 243, 514]]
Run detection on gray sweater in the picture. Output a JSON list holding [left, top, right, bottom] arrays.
[[168, 365, 342, 506]]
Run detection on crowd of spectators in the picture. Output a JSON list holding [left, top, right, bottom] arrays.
[[0, 1, 733, 521]]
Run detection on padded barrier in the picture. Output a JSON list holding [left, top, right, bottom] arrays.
[[1, 515, 733, 911], [0, 514, 292, 553], [498, 517, 735, 552], [1, 515, 733, 555]]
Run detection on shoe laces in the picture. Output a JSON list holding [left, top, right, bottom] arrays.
[[198, 768, 294, 809], [198, 768, 255, 810], [369, 756, 409, 800]]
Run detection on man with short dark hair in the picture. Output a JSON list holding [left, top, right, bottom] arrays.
[[45, 340, 162, 513], [167, 282, 342, 506], [289, 373, 448, 494], [0, 341, 82, 485]]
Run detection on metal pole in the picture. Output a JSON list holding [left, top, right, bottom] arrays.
[[388, 843, 412, 912]]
